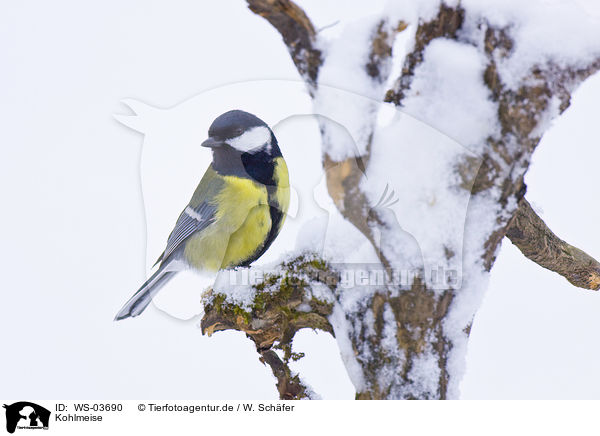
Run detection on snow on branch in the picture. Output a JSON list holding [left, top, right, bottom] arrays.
[[210, 1, 600, 400], [477, 25, 600, 270], [384, 3, 465, 105], [384, 5, 600, 273], [201, 255, 336, 399], [366, 19, 408, 83]]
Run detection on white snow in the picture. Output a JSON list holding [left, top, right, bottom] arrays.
[[384, 0, 443, 26], [402, 38, 499, 153], [380, 303, 401, 355], [329, 303, 367, 392], [364, 111, 480, 292], [462, 0, 600, 89], [211, 269, 257, 310], [314, 16, 393, 160], [405, 343, 442, 398]]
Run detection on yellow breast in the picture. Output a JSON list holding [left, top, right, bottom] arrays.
[[183, 176, 271, 271]]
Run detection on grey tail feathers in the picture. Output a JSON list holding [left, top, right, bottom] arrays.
[[114, 264, 176, 321]]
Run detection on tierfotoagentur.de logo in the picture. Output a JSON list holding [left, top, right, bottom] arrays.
[[3, 402, 50, 434]]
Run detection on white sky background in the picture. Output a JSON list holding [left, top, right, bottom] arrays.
[[1, 0, 599, 399]]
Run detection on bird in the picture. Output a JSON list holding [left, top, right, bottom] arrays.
[[115, 110, 290, 321]]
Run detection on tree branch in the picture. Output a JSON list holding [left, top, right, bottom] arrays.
[[201, 255, 336, 399], [259, 349, 310, 399], [222, 2, 600, 400], [246, 0, 322, 90], [477, 27, 600, 270], [507, 198, 600, 290]]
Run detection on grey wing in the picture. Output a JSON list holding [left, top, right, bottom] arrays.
[[155, 201, 217, 265]]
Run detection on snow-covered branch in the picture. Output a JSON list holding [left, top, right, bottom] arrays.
[[203, 0, 600, 399], [201, 255, 335, 399], [384, 3, 465, 105], [386, 5, 600, 272]]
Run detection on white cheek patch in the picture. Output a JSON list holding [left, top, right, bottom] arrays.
[[228, 126, 271, 152]]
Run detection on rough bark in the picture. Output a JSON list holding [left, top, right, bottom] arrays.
[[201, 255, 336, 400], [246, 0, 322, 91], [506, 198, 600, 290], [353, 283, 454, 400]]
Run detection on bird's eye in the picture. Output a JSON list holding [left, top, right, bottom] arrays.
[[235, 128, 244, 135]]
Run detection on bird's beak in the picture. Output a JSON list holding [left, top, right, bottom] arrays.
[[201, 137, 225, 148]]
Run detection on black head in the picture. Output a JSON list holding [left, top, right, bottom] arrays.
[[203, 110, 282, 183], [202, 110, 272, 152]]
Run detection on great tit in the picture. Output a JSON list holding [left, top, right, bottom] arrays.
[[115, 110, 290, 321]]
